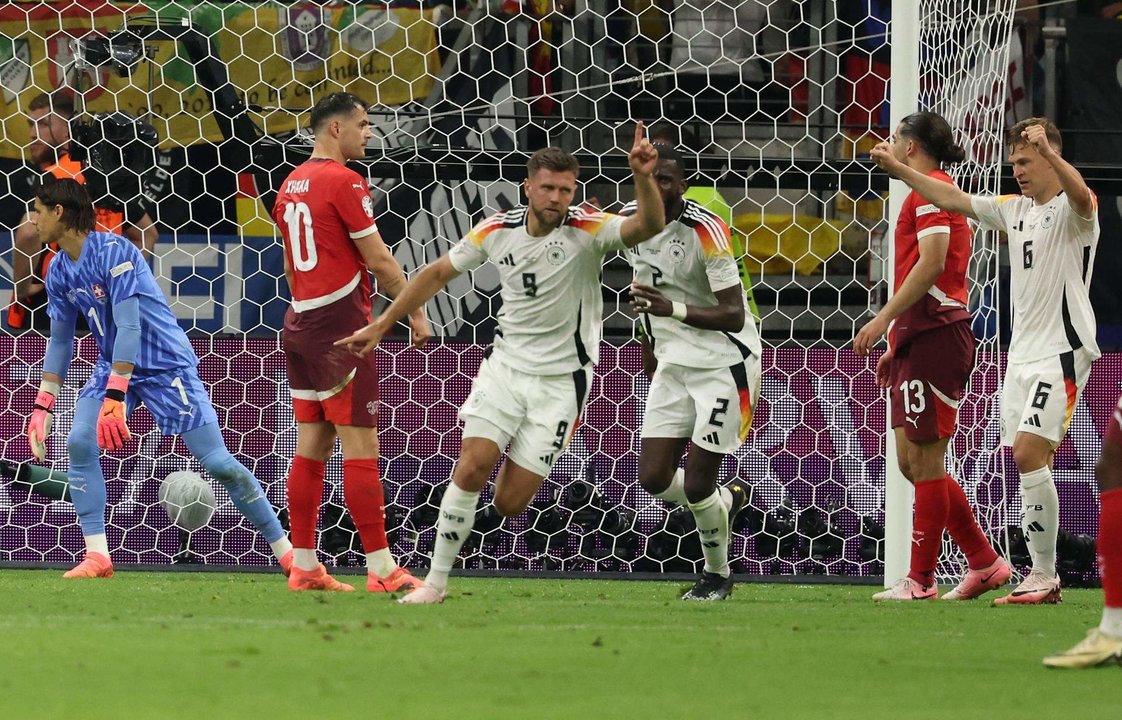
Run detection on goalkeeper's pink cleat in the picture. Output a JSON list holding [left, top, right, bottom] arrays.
[[63, 552, 114, 579], [288, 564, 354, 592], [397, 583, 446, 605], [279, 550, 293, 577], [367, 566, 423, 593], [942, 558, 1012, 600], [872, 576, 937, 601]]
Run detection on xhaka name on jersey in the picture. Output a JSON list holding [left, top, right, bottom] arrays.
[[285, 178, 310, 194]]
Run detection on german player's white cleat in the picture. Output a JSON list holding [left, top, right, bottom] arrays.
[[993, 569, 1061, 605], [1043, 629, 1122, 669], [397, 582, 446, 605]]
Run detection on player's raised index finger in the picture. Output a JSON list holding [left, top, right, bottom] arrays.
[[633, 121, 644, 147]]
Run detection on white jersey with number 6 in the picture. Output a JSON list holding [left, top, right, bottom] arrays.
[[971, 192, 1100, 364]]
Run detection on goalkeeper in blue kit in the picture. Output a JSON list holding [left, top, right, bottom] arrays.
[[23, 178, 293, 578]]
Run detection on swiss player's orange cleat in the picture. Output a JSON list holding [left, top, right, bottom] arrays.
[[63, 552, 114, 579], [288, 564, 354, 592], [279, 549, 293, 577], [367, 566, 423, 593]]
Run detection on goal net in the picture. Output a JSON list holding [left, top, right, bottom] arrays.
[[0, 0, 1034, 580]]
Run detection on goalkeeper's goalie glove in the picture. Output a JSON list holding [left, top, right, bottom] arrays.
[[97, 373, 131, 451], [26, 381, 58, 462]]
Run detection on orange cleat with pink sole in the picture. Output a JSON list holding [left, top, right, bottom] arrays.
[[63, 552, 114, 579]]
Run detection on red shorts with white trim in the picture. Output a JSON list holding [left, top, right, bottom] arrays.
[[282, 324, 379, 428], [888, 321, 975, 443]]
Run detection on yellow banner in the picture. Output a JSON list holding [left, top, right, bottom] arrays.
[[0, 1, 439, 159]]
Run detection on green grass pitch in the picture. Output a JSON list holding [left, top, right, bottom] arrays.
[[0, 570, 1116, 720]]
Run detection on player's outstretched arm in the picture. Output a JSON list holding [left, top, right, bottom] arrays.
[[620, 121, 666, 248], [335, 254, 461, 356], [355, 230, 434, 348], [870, 141, 977, 219], [1022, 124, 1095, 219]]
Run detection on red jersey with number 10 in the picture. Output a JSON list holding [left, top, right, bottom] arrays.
[[273, 158, 378, 321], [891, 169, 973, 350]]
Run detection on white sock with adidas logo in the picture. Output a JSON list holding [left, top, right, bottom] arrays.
[[426, 483, 480, 592], [688, 490, 730, 578], [1021, 466, 1058, 579]]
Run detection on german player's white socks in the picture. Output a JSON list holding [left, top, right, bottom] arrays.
[[269, 537, 292, 563], [1101, 607, 1122, 637], [85, 533, 109, 557], [366, 549, 396, 578], [427, 483, 480, 592], [688, 490, 730, 577], [1021, 466, 1058, 578], [654, 468, 688, 506]]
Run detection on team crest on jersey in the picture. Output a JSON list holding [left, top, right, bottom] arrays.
[[546, 239, 567, 265], [366, 401, 377, 416], [362, 194, 373, 218], [667, 239, 686, 263], [1041, 210, 1055, 229], [92, 284, 106, 299]]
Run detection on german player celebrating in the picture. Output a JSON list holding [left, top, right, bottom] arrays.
[[859, 112, 1010, 601], [625, 144, 758, 601], [336, 125, 664, 604]]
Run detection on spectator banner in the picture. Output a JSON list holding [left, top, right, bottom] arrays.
[[0, 1, 439, 159]]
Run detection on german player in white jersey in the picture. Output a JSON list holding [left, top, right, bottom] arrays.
[[872, 117, 1100, 605], [336, 126, 664, 603], [624, 144, 759, 600]]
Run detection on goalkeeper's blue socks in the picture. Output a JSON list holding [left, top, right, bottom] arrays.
[[183, 423, 291, 559], [68, 396, 109, 541]]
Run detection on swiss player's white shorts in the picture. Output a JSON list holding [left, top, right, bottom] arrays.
[[459, 354, 592, 477], [1000, 348, 1095, 447], [641, 356, 761, 454]]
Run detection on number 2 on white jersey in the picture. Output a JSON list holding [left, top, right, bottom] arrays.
[[283, 201, 318, 272]]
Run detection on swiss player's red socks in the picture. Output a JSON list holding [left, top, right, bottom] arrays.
[[908, 476, 949, 587], [944, 475, 1000, 570], [1101, 488, 1122, 608], [287, 455, 326, 548], [343, 458, 389, 553]]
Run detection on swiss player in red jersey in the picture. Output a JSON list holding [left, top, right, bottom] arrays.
[[273, 92, 433, 592], [854, 112, 1010, 601]]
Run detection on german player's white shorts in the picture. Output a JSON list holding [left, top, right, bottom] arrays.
[[641, 356, 760, 454], [1000, 348, 1095, 447], [459, 354, 592, 477]]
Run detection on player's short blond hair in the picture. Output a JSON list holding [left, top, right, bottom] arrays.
[[527, 147, 580, 178], [1008, 117, 1062, 153]]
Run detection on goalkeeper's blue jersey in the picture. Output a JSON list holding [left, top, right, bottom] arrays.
[[45, 231, 199, 374]]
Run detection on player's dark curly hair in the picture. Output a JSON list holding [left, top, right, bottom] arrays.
[[34, 177, 95, 234], [527, 147, 580, 178], [309, 92, 368, 133], [898, 111, 966, 165]]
